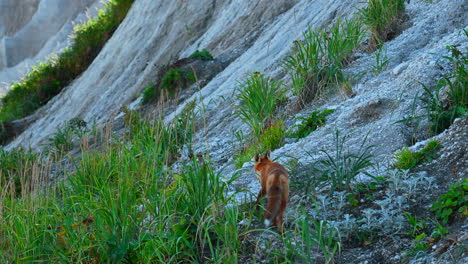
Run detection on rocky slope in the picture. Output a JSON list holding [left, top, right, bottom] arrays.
[[0, 0, 107, 93], [1, 0, 467, 262]]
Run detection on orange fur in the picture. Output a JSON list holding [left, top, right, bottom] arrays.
[[253, 151, 289, 233]]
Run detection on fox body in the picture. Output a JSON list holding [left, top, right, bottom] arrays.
[[253, 151, 289, 232]]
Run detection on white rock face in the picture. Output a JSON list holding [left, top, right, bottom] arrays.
[[4, 0, 468, 182], [0, 0, 107, 93]]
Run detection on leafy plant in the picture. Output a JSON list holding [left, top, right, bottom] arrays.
[[160, 68, 196, 95], [358, 0, 406, 50], [405, 213, 427, 238], [234, 120, 286, 168], [319, 130, 375, 192], [289, 109, 334, 138], [393, 140, 441, 170], [190, 49, 214, 61], [283, 18, 364, 104], [421, 38, 467, 133], [431, 179, 468, 224], [141, 83, 158, 104], [234, 72, 286, 138]]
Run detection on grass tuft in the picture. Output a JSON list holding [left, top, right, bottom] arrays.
[[393, 140, 441, 170], [190, 49, 214, 61], [358, 0, 406, 51], [234, 72, 286, 138], [283, 18, 364, 105], [289, 109, 334, 139]]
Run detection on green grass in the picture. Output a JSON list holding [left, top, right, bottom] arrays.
[[0, 0, 134, 123], [358, 0, 406, 50], [289, 109, 334, 139], [142, 68, 196, 104], [421, 35, 467, 134], [234, 72, 286, 138], [234, 120, 286, 168], [283, 18, 364, 104], [393, 140, 441, 170], [0, 147, 43, 197], [190, 49, 214, 61], [0, 108, 247, 262], [319, 130, 375, 193], [281, 213, 341, 264], [141, 83, 157, 105]]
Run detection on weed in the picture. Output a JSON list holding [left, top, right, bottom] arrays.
[[234, 120, 286, 168], [405, 213, 427, 238], [283, 213, 341, 264], [0, 147, 41, 196], [190, 49, 214, 61], [160, 68, 196, 95], [421, 37, 467, 133], [393, 140, 441, 170], [0, 0, 134, 123], [358, 0, 406, 51], [141, 83, 158, 104], [431, 179, 468, 224], [234, 72, 286, 138], [283, 18, 364, 104], [370, 45, 389, 75], [319, 130, 375, 192], [289, 109, 334, 139]]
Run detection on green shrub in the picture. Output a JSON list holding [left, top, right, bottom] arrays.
[[234, 72, 286, 138], [421, 37, 467, 134], [358, 0, 406, 50], [160, 68, 195, 95], [234, 120, 286, 168], [0, 0, 134, 123], [283, 18, 364, 104], [289, 109, 334, 138], [393, 140, 441, 170], [190, 49, 214, 61], [431, 179, 468, 224], [141, 83, 158, 104], [319, 130, 374, 192]]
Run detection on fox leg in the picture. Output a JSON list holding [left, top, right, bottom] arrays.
[[277, 193, 288, 234]]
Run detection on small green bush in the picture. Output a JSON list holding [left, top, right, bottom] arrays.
[[421, 36, 467, 134], [160, 68, 195, 95], [234, 120, 286, 168], [283, 18, 364, 104], [393, 140, 441, 170], [141, 83, 158, 104], [289, 109, 334, 138], [358, 0, 406, 50], [234, 72, 286, 138], [190, 49, 214, 61], [319, 130, 374, 192], [431, 179, 468, 224]]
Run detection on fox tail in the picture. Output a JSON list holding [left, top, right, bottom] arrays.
[[264, 185, 282, 227]]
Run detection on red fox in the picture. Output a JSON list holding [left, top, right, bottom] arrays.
[[253, 151, 289, 233]]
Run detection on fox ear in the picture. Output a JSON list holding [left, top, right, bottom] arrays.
[[264, 151, 271, 160], [253, 154, 260, 162]]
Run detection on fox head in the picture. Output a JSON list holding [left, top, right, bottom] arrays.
[[253, 151, 271, 181]]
